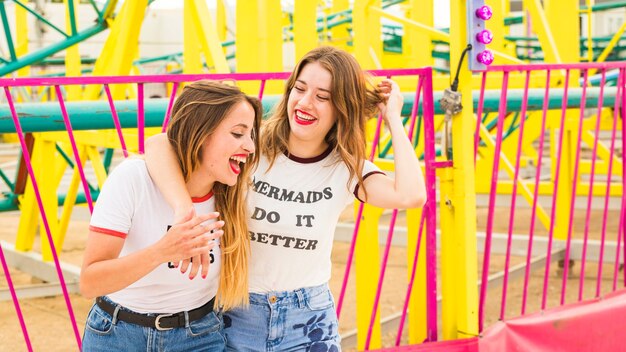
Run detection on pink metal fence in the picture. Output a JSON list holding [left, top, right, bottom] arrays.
[[475, 62, 626, 332], [0, 68, 438, 350]]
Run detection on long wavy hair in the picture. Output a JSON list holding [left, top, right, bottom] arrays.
[[261, 46, 383, 198], [166, 80, 262, 310]]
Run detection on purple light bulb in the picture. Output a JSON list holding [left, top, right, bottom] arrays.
[[475, 6, 493, 21], [477, 50, 494, 65], [476, 29, 493, 44]]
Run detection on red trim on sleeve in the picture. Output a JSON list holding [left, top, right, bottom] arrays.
[[89, 225, 127, 239], [353, 171, 386, 203], [192, 191, 214, 203]]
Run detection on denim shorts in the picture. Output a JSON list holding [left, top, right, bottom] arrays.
[[82, 296, 226, 352], [223, 283, 341, 352]]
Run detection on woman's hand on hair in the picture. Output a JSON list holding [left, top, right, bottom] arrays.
[[377, 79, 403, 124]]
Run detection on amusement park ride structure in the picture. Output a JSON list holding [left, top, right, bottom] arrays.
[[0, 0, 625, 350]]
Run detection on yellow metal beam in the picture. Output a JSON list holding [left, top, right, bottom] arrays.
[[65, 0, 82, 100], [353, 0, 383, 69], [522, 0, 562, 63], [84, 0, 147, 100], [183, 2, 203, 74], [331, 0, 350, 49], [404, 0, 434, 67], [445, 0, 479, 339], [370, 6, 524, 66], [186, 0, 230, 73], [294, 0, 318, 61]]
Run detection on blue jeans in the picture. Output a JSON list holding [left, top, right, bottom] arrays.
[[82, 296, 226, 352], [224, 284, 341, 352]]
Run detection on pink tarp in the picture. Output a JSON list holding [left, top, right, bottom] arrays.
[[375, 288, 626, 352]]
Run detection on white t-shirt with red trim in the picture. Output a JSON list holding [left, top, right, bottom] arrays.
[[89, 158, 220, 313], [247, 148, 383, 293]]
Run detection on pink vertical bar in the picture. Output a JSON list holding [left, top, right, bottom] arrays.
[[395, 211, 426, 346], [161, 82, 179, 133], [613, 69, 626, 291], [622, 68, 626, 287], [55, 85, 94, 213], [478, 71, 509, 332], [0, 243, 32, 351], [578, 69, 617, 301], [365, 210, 398, 350], [4, 87, 82, 350], [521, 69, 551, 315], [542, 70, 571, 309], [474, 71, 487, 162], [104, 84, 129, 158], [336, 113, 385, 319], [137, 83, 145, 153], [420, 68, 438, 340], [500, 70, 531, 320], [560, 69, 590, 305], [365, 78, 423, 348], [615, 198, 625, 291], [258, 79, 267, 100]]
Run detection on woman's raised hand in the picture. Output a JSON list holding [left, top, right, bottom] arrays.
[[377, 79, 404, 124]]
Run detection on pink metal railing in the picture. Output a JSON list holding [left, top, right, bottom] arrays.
[[476, 62, 626, 332], [0, 68, 439, 350]]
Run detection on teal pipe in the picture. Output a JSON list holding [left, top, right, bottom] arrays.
[[0, 191, 100, 212], [13, 0, 69, 38], [0, 2, 17, 61], [0, 24, 108, 76]]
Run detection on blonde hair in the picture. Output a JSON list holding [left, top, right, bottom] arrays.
[[261, 46, 383, 198], [166, 80, 262, 310]]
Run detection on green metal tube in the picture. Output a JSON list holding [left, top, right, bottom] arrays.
[[0, 24, 107, 76], [0, 2, 17, 61], [66, 0, 78, 36], [13, 0, 69, 38]]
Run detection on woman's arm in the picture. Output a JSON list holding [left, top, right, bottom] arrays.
[[358, 79, 427, 209], [145, 133, 194, 218], [79, 211, 222, 299]]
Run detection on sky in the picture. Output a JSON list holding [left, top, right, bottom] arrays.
[[148, 0, 451, 28]]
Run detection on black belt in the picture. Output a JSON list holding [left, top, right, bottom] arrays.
[[96, 296, 215, 331]]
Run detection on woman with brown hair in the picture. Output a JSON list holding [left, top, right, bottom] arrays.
[[80, 80, 262, 351], [146, 46, 426, 351]]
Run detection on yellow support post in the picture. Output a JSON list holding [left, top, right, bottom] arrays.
[[15, 1, 29, 80], [438, 168, 458, 339], [64, 0, 82, 100], [183, 1, 204, 74], [235, 1, 282, 93], [331, 0, 350, 49], [84, 0, 147, 99], [353, 0, 383, 69], [354, 204, 383, 350], [522, 0, 562, 63], [545, 0, 580, 63], [446, 0, 479, 339], [294, 0, 318, 61], [406, 207, 427, 344], [216, 0, 228, 43], [404, 0, 434, 67], [186, 0, 230, 73]]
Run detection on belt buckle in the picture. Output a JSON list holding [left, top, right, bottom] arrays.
[[155, 313, 174, 331]]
